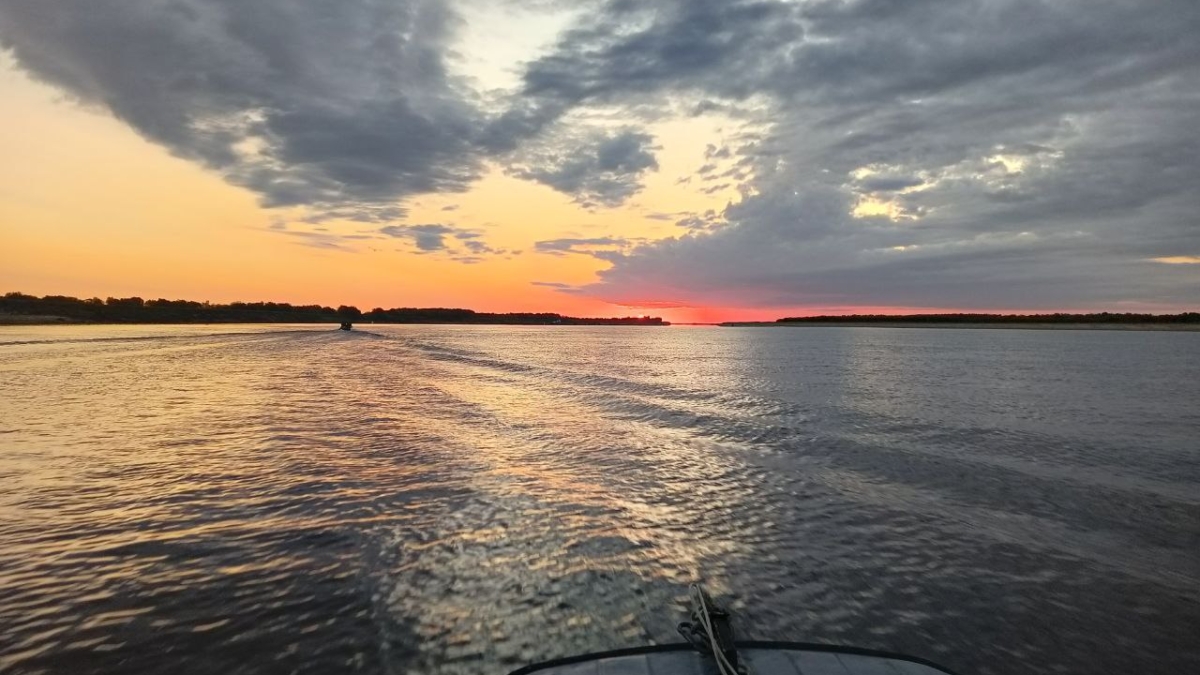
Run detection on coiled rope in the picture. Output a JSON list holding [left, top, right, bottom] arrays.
[[678, 584, 746, 675]]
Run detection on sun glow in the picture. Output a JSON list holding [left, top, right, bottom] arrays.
[[0, 54, 739, 317]]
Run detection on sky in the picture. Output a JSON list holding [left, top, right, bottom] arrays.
[[1, 0, 1197, 322]]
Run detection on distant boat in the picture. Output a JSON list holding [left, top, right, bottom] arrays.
[[508, 585, 958, 675], [338, 322, 352, 331]]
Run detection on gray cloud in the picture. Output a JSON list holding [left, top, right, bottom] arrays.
[[856, 175, 926, 193], [534, 237, 628, 257], [379, 223, 504, 261], [276, 230, 357, 252], [530, 281, 583, 294], [705, 144, 731, 160], [509, 129, 659, 207], [675, 210, 725, 232], [269, 222, 381, 252], [518, 0, 803, 110], [0, 0, 669, 219], [523, 0, 1200, 310], [381, 224, 460, 252], [0, 0, 481, 219]]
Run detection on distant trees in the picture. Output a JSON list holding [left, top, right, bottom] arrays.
[[358, 306, 663, 324], [0, 293, 341, 324], [106, 296, 144, 308], [775, 312, 1200, 324], [0, 293, 668, 325]]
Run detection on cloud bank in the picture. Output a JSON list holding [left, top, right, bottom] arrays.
[[0, 0, 487, 222], [519, 0, 1200, 309], [510, 128, 659, 207]]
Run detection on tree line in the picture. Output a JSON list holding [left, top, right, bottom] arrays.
[[0, 293, 667, 325], [776, 312, 1200, 324]]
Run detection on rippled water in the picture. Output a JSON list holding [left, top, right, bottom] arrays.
[[2, 324, 1198, 675]]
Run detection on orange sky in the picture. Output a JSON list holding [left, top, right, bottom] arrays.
[[4, 7, 1194, 322], [0, 56, 771, 322]]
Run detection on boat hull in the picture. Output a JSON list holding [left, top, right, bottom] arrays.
[[508, 642, 958, 675]]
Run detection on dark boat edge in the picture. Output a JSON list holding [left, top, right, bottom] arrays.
[[507, 641, 961, 675]]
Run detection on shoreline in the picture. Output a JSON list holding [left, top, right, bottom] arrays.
[[6, 317, 1196, 331], [719, 321, 1200, 331], [0, 316, 670, 327]]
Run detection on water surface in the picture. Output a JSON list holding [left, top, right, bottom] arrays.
[[2, 325, 1198, 675]]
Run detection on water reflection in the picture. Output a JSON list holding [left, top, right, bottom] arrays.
[[1, 325, 1198, 675]]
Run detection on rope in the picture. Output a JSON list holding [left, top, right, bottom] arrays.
[[684, 584, 744, 675]]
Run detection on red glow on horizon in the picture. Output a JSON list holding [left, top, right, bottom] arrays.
[[604, 302, 1192, 324]]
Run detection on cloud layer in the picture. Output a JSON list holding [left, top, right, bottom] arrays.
[[0, 0, 488, 221], [510, 129, 659, 207], [379, 223, 504, 262], [522, 0, 1200, 309]]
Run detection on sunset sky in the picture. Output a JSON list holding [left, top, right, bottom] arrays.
[[2, 0, 1197, 322]]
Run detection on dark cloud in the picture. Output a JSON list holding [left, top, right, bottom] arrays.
[[379, 223, 503, 261], [509, 129, 659, 207], [530, 281, 583, 294], [0, 0, 671, 221], [461, 239, 503, 256], [522, 0, 1200, 309], [519, 0, 804, 108], [0, 0, 481, 219], [856, 175, 926, 193], [381, 224, 460, 252]]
